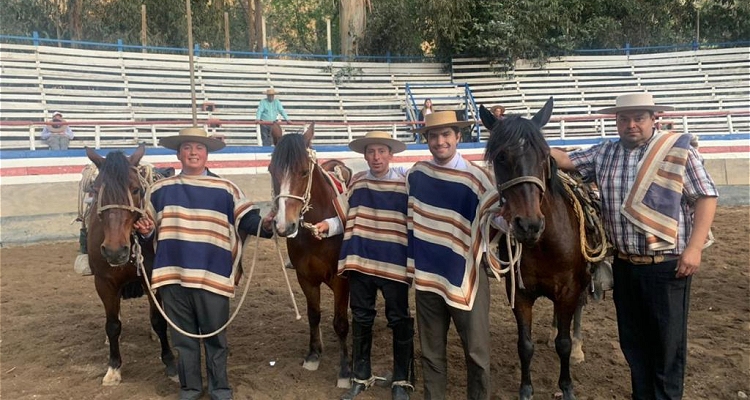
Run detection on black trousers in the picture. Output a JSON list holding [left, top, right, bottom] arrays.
[[613, 258, 691, 400], [160, 284, 232, 400], [349, 271, 410, 327]]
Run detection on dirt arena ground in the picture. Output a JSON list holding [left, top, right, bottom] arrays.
[[1, 207, 748, 400]]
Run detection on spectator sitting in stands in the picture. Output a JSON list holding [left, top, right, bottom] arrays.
[[490, 105, 505, 120], [41, 111, 74, 150]]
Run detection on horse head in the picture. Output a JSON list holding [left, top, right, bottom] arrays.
[[482, 97, 555, 244], [268, 123, 315, 237], [87, 144, 146, 266]]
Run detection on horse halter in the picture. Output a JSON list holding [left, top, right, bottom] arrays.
[[495, 157, 550, 196], [271, 148, 317, 217], [95, 167, 147, 219]]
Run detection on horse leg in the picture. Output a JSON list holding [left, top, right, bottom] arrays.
[[298, 279, 323, 371], [330, 276, 351, 388], [512, 295, 536, 400], [570, 298, 585, 365], [95, 278, 124, 386], [553, 302, 577, 400], [148, 287, 178, 381]]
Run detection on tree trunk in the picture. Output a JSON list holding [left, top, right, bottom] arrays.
[[253, 0, 263, 52], [340, 0, 368, 57], [245, 0, 256, 51], [68, 0, 83, 45]]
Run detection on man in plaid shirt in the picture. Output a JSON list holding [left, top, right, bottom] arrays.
[[551, 93, 718, 400]]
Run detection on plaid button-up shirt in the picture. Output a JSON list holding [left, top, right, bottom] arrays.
[[568, 134, 718, 256]]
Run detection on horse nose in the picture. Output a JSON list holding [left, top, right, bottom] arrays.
[[100, 244, 130, 266], [276, 221, 298, 237], [512, 216, 545, 243]]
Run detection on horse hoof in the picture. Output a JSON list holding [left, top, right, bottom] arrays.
[[570, 351, 585, 365], [102, 367, 121, 386], [337, 377, 351, 389], [302, 359, 320, 371]]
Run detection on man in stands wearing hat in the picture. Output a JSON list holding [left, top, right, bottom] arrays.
[[314, 132, 414, 400], [134, 127, 274, 400], [489, 105, 505, 120], [256, 88, 291, 146], [41, 111, 74, 150], [551, 93, 717, 400], [407, 111, 495, 400]]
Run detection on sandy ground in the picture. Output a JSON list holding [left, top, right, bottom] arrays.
[[0, 207, 748, 400]]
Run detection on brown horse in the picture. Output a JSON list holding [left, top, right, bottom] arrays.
[[268, 124, 352, 388], [85, 144, 177, 385], [480, 98, 590, 400]]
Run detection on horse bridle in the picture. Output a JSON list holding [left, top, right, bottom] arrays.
[[271, 148, 317, 218], [495, 157, 550, 197], [95, 166, 147, 219]]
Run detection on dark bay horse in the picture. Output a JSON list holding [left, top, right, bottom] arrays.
[[480, 98, 590, 400], [85, 144, 177, 385], [268, 124, 352, 388]]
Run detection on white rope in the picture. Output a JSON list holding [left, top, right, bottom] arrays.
[[479, 206, 523, 308], [274, 236, 302, 320], [135, 221, 263, 339]]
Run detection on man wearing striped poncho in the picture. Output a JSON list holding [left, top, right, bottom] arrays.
[[135, 127, 274, 400], [408, 112, 495, 400], [316, 131, 413, 400]]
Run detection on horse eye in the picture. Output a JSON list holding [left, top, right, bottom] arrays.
[[131, 188, 140, 195], [301, 170, 310, 178]]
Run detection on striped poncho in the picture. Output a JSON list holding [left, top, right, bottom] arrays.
[[338, 179, 410, 283], [407, 160, 496, 310], [622, 132, 694, 251], [146, 175, 255, 298]]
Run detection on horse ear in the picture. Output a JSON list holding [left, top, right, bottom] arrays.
[[479, 104, 497, 131], [86, 146, 105, 168], [130, 143, 146, 166], [531, 97, 554, 128], [303, 122, 314, 147]]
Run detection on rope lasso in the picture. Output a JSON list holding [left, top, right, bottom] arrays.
[[557, 171, 609, 263], [135, 219, 263, 339], [273, 236, 302, 320]]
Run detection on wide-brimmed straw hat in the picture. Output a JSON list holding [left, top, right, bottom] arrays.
[[160, 127, 226, 152], [349, 131, 406, 154], [598, 93, 674, 114], [490, 105, 505, 114], [413, 111, 475, 133], [266, 88, 277, 95]]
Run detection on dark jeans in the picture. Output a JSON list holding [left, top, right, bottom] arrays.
[[349, 271, 410, 327], [416, 267, 490, 400], [160, 284, 232, 400], [613, 258, 691, 400]]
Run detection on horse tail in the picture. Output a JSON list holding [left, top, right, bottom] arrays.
[[121, 280, 144, 300]]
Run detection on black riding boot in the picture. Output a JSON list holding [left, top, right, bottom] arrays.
[[341, 321, 373, 400], [391, 317, 415, 400]]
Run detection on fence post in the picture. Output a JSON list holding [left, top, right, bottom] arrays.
[[386, 51, 391, 64], [194, 44, 201, 57], [599, 118, 606, 137], [95, 125, 102, 149], [32, 31, 40, 46], [151, 125, 158, 147], [117, 39, 123, 52], [682, 115, 689, 134], [727, 114, 734, 133], [29, 126, 36, 151], [559, 119, 566, 140], [625, 42, 630, 56]]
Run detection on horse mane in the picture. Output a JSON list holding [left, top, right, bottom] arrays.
[[484, 115, 564, 196], [97, 151, 132, 202], [270, 133, 309, 172]]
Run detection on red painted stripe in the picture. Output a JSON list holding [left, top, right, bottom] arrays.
[[698, 145, 750, 154], [0, 159, 269, 177]]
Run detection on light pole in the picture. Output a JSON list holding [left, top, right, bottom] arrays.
[[185, 0, 198, 127]]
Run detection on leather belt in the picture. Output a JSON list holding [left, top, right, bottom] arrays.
[[617, 252, 680, 265]]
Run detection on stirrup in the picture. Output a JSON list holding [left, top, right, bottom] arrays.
[[74, 254, 92, 276], [391, 380, 414, 391]]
